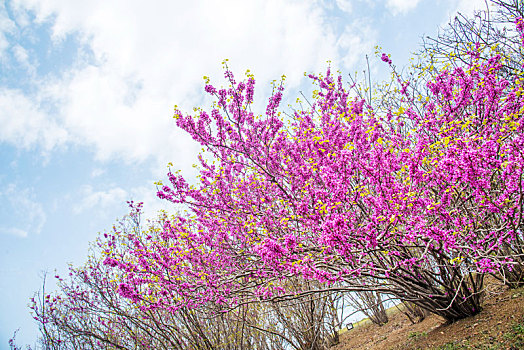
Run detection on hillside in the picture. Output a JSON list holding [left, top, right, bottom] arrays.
[[332, 284, 524, 350]]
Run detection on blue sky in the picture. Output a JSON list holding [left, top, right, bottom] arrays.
[[0, 0, 486, 346]]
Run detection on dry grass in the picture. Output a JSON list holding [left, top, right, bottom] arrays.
[[331, 282, 524, 350]]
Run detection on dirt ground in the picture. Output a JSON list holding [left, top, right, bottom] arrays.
[[331, 283, 524, 350]]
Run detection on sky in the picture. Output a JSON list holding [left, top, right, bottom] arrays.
[[0, 0, 487, 347]]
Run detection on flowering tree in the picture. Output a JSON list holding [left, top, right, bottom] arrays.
[[29, 5, 524, 342], [31, 208, 341, 350], [121, 35, 524, 322]]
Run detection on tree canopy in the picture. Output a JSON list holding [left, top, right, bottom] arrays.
[[26, 1, 524, 349]]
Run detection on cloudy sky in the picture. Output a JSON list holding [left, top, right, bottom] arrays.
[[0, 0, 486, 346]]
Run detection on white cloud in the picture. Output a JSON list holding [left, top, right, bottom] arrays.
[[72, 183, 172, 224], [2, 227, 28, 238], [451, 0, 488, 16], [335, 0, 352, 14], [0, 184, 46, 237], [12, 44, 29, 65], [385, 0, 420, 15], [0, 2, 16, 58], [12, 44, 37, 75], [0, 87, 69, 151], [14, 0, 346, 86], [336, 19, 376, 69], [73, 185, 128, 214], [3, 0, 372, 171], [8, 2, 31, 28], [91, 168, 105, 178]]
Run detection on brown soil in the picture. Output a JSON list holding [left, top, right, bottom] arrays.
[[331, 283, 524, 350]]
